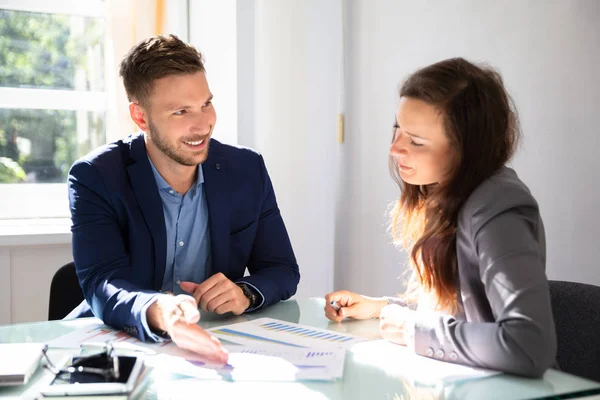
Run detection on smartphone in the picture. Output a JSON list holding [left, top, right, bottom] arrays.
[[40, 354, 145, 397]]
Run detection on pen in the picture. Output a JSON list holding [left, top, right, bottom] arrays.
[[329, 300, 341, 311]]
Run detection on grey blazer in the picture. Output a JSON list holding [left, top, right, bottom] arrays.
[[391, 166, 557, 378]]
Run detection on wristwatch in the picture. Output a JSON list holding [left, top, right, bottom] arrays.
[[237, 283, 258, 310]]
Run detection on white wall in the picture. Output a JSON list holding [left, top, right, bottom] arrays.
[[189, 0, 238, 145], [165, 0, 344, 299], [0, 243, 71, 325], [239, 0, 343, 298], [337, 0, 600, 296]]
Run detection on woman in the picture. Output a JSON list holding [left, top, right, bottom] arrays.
[[325, 58, 556, 378]]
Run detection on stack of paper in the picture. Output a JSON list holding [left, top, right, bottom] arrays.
[[46, 318, 356, 382], [146, 344, 346, 381], [0, 343, 44, 387]]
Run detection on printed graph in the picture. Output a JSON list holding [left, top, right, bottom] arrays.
[[79, 327, 143, 344], [239, 348, 332, 360], [47, 325, 155, 349], [210, 328, 306, 347], [232, 348, 334, 370], [208, 318, 367, 350], [306, 351, 333, 358], [260, 322, 355, 343]]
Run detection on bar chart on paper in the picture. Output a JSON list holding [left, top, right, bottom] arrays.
[[47, 325, 181, 355], [144, 344, 348, 382], [47, 326, 146, 347], [260, 321, 356, 343], [224, 344, 347, 380], [208, 318, 367, 349]]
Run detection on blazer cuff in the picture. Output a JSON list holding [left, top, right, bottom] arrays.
[[413, 313, 463, 364]]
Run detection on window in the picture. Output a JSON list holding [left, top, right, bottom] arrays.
[[0, 0, 106, 219]]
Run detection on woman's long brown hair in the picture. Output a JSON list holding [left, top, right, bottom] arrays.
[[390, 58, 520, 312]]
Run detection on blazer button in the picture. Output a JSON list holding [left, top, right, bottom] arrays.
[[435, 349, 445, 359], [425, 347, 434, 357], [449, 351, 458, 361]]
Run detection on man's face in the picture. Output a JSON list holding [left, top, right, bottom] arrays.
[[139, 71, 216, 166]]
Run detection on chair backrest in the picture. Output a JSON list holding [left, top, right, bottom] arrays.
[[549, 280, 600, 382], [48, 261, 84, 320]]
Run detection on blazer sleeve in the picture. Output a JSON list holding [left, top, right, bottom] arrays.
[[68, 160, 160, 341], [234, 154, 300, 307], [411, 183, 557, 378]]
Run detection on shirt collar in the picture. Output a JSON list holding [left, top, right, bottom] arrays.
[[147, 155, 204, 191]]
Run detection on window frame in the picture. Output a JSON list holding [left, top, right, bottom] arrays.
[[0, 0, 107, 220], [0, 0, 105, 18]]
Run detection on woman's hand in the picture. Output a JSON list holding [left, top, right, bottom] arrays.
[[324, 290, 388, 322], [379, 303, 416, 347]]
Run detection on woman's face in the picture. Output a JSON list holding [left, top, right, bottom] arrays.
[[390, 97, 455, 186]]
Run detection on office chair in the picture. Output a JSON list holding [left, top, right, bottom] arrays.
[[48, 261, 84, 320], [549, 280, 600, 382]]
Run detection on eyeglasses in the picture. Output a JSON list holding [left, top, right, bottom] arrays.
[[42, 342, 120, 382]]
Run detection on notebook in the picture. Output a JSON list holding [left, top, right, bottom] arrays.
[[0, 343, 44, 386]]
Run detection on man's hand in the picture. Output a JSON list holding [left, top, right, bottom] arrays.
[[324, 290, 389, 322], [180, 272, 250, 315], [146, 294, 228, 364]]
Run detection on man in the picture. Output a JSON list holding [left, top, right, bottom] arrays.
[[67, 35, 300, 363]]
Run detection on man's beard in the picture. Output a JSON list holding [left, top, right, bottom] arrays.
[[147, 119, 210, 166]]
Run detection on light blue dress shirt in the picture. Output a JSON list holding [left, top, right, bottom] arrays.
[[150, 161, 212, 294], [140, 157, 211, 340]]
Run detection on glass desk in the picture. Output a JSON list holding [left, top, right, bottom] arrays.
[[1, 299, 599, 400]]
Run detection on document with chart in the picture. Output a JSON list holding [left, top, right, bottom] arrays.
[[225, 344, 346, 380], [207, 318, 367, 349], [146, 344, 347, 381], [46, 320, 350, 381]]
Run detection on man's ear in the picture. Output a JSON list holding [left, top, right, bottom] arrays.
[[129, 102, 149, 131]]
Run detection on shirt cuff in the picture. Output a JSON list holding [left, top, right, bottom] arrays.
[[236, 280, 265, 312], [140, 293, 169, 343], [384, 296, 407, 307], [405, 311, 417, 350]]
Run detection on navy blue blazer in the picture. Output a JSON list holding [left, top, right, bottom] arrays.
[[68, 133, 299, 340]]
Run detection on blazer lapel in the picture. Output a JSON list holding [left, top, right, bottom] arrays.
[[126, 135, 167, 289], [203, 142, 231, 275]]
